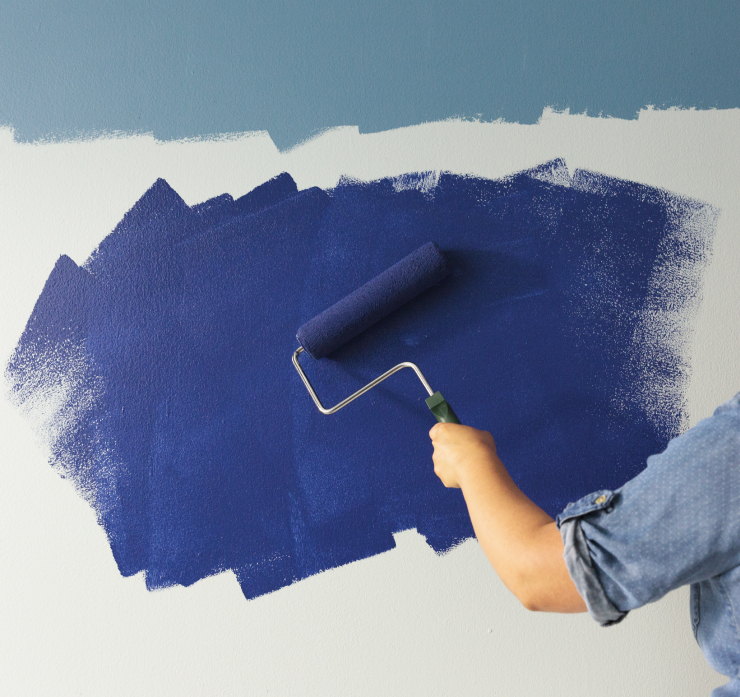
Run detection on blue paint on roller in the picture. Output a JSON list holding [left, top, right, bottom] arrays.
[[297, 241, 449, 359], [5, 161, 716, 599]]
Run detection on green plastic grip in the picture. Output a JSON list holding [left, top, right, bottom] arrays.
[[425, 391, 461, 424]]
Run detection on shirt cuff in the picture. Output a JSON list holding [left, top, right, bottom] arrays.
[[560, 518, 627, 627]]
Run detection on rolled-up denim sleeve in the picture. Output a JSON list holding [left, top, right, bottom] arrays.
[[556, 392, 740, 627], [558, 491, 627, 626]]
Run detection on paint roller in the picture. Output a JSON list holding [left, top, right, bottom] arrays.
[[292, 241, 461, 424]]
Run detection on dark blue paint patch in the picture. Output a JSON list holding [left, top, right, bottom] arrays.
[[5, 161, 716, 599]]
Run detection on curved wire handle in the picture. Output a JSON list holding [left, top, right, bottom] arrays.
[[292, 346, 434, 415]]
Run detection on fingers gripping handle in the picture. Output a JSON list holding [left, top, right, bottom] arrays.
[[425, 391, 461, 424]]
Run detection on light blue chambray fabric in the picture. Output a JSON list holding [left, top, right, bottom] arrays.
[[557, 392, 740, 696]]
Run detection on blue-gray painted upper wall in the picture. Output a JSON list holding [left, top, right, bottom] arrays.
[[1, 0, 738, 150]]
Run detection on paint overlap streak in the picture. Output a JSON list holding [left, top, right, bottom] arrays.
[[5, 161, 716, 599]]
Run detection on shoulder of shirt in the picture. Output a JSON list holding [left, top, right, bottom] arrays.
[[713, 391, 740, 418]]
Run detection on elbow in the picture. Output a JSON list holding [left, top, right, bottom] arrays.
[[516, 588, 547, 613], [522, 599, 552, 613], [493, 522, 586, 614], [509, 567, 568, 613], [511, 577, 587, 614], [507, 572, 547, 612]]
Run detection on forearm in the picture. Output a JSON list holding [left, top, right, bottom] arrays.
[[457, 453, 586, 613]]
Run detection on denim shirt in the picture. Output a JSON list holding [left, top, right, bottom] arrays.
[[556, 392, 740, 696]]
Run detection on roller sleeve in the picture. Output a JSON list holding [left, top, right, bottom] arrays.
[[296, 241, 450, 359]]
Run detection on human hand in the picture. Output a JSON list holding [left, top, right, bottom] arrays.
[[428, 423, 499, 488]]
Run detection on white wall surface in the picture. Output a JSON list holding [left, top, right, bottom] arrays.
[[1, 108, 738, 696]]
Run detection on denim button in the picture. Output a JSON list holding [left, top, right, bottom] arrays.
[[595, 495, 607, 504]]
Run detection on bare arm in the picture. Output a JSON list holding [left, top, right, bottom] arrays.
[[429, 422, 587, 613]]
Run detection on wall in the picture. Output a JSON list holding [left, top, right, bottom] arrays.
[[2, 2, 739, 694], [1, 1, 738, 148], [1, 110, 738, 695]]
